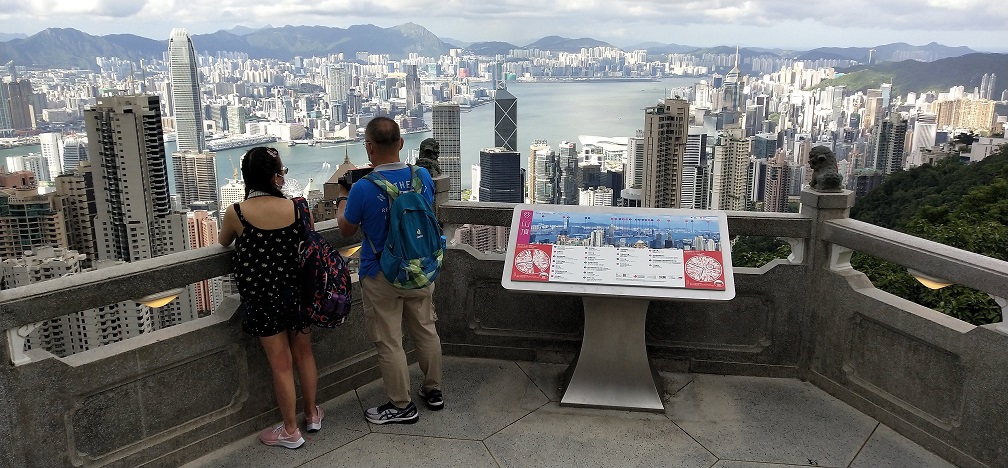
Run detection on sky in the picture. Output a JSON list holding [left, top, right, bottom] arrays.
[[0, 0, 1006, 51]]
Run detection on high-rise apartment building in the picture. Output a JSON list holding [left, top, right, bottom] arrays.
[[494, 85, 517, 151], [168, 29, 205, 153], [642, 98, 689, 208], [870, 113, 908, 175], [763, 149, 791, 213], [39, 132, 64, 179], [187, 210, 223, 316], [529, 140, 555, 204], [84, 93, 196, 339], [54, 170, 96, 269], [557, 141, 579, 205], [681, 129, 709, 210], [0, 187, 68, 260], [61, 136, 88, 173], [710, 128, 752, 211], [220, 178, 245, 214], [621, 131, 645, 207], [5, 153, 50, 182], [172, 150, 219, 209], [723, 48, 742, 112], [0, 80, 11, 131], [478, 147, 522, 203], [432, 103, 462, 200], [933, 98, 996, 133], [7, 78, 34, 130]]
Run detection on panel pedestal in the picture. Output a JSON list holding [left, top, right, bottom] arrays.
[[561, 296, 664, 412]]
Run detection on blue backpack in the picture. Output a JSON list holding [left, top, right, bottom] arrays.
[[363, 166, 445, 289], [294, 197, 351, 326]]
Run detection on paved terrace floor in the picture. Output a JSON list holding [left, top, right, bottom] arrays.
[[184, 357, 955, 468]]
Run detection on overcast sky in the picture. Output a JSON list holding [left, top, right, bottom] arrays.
[[1, 0, 1006, 51]]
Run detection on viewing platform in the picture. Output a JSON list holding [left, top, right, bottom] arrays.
[[1, 182, 1006, 467]]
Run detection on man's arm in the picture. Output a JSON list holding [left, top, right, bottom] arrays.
[[336, 183, 358, 237]]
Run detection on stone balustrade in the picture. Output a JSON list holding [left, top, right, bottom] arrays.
[[0, 187, 1005, 468]]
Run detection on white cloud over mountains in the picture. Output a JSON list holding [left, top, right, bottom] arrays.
[[0, 0, 1005, 49]]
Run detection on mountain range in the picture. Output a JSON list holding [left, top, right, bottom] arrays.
[[0, 23, 987, 72]]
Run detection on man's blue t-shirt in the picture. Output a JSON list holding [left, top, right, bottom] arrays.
[[343, 162, 435, 278]]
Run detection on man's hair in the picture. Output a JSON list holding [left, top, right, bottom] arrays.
[[365, 116, 401, 147]]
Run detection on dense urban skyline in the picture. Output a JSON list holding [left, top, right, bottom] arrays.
[[0, 1, 1006, 51]]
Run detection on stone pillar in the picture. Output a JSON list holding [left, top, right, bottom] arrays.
[[800, 187, 855, 272], [796, 187, 855, 379], [433, 174, 450, 218]]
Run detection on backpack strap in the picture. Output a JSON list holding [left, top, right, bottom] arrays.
[[361, 166, 419, 260]]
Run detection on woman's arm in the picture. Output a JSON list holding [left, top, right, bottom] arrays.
[[219, 205, 240, 247]]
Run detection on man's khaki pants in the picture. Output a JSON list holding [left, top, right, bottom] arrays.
[[361, 275, 443, 408]]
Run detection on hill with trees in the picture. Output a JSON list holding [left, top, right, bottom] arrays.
[[811, 53, 1008, 99]]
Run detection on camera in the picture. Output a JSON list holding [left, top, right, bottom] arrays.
[[338, 167, 374, 188]]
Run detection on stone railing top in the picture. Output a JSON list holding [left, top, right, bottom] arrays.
[[823, 218, 1008, 298], [0, 219, 361, 329]]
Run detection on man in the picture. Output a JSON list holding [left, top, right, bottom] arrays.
[[337, 116, 444, 424]]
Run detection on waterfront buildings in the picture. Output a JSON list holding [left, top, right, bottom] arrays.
[[39, 132, 63, 180], [172, 150, 219, 209]]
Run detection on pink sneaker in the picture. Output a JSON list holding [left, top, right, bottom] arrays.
[[306, 405, 324, 432], [258, 424, 304, 449]]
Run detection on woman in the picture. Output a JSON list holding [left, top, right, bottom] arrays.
[[219, 146, 323, 449]]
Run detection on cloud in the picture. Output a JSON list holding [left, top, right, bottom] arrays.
[[1, 0, 1005, 48]]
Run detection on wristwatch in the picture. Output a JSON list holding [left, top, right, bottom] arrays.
[[335, 196, 348, 205]]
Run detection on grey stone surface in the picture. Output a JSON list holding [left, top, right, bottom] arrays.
[[667, 374, 877, 466], [305, 433, 498, 468], [485, 403, 717, 468], [357, 356, 549, 439], [712, 462, 813, 467], [180, 390, 369, 468], [850, 424, 957, 468]]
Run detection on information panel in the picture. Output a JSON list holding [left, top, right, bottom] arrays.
[[502, 204, 735, 300]]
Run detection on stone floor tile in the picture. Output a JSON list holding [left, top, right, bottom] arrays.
[[180, 390, 369, 468], [850, 424, 957, 468], [517, 361, 694, 405], [357, 356, 549, 440], [667, 374, 876, 466], [302, 433, 499, 468], [485, 402, 717, 468]]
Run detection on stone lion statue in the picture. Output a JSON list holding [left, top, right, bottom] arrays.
[[808, 145, 844, 192], [416, 138, 442, 177]]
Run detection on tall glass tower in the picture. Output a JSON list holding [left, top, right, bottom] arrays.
[[478, 147, 522, 203], [494, 85, 517, 151], [168, 28, 204, 153]]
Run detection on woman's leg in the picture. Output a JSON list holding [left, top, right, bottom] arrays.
[[289, 329, 318, 420], [260, 332, 298, 433]]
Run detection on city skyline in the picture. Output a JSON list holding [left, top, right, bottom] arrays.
[[0, 1, 1006, 52]]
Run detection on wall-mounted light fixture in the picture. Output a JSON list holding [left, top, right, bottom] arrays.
[[907, 269, 952, 290], [135, 288, 185, 308]]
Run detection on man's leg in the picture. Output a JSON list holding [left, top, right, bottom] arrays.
[[403, 282, 442, 393], [361, 275, 412, 407]]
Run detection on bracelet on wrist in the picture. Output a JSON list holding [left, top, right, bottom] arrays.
[[335, 196, 348, 205]]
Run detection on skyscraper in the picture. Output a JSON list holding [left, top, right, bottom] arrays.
[[0, 187, 68, 260], [54, 170, 96, 269], [478, 147, 522, 203], [763, 149, 792, 213], [432, 103, 462, 200], [529, 140, 554, 204], [642, 98, 689, 208], [723, 47, 742, 112], [621, 130, 645, 207], [168, 28, 205, 153], [494, 85, 517, 151], [187, 210, 222, 316], [681, 130, 709, 210]]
